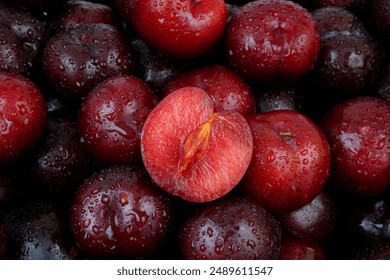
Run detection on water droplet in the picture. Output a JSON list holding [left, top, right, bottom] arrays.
[[82, 219, 91, 228]]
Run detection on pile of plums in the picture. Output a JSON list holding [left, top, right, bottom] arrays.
[[0, 0, 389, 260]]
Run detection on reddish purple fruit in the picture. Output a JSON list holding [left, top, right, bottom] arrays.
[[225, 0, 320, 83], [26, 117, 95, 198], [69, 165, 174, 259], [79, 75, 158, 166], [0, 6, 46, 76], [0, 72, 47, 164], [4, 201, 80, 260], [122, 0, 228, 59], [41, 23, 136, 101], [54, 0, 120, 32], [321, 96, 390, 197], [161, 65, 256, 117], [242, 110, 331, 213], [279, 191, 337, 243], [141, 87, 253, 203], [180, 196, 281, 260]]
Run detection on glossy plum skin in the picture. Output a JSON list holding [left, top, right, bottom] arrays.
[[321, 97, 390, 197], [161, 65, 256, 117], [3, 201, 80, 260], [242, 110, 331, 213], [255, 86, 304, 113], [141, 87, 253, 203], [79, 75, 158, 166], [312, 34, 382, 96], [0, 6, 46, 76], [225, 0, 320, 84], [311, 7, 383, 96], [312, 0, 370, 15], [41, 23, 136, 102], [0, 72, 47, 164], [26, 117, 95, 198], [124, 0, 228, 59], [131, 38, 182, 94], [311, 6, 372, 42], [180, 196, 281, 260], [53, 0, 120, 32], [69, 165, 174, 259], [279, 191, 337, 243]]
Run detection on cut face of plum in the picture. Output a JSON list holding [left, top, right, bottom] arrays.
[[141, 87, 253, 203]]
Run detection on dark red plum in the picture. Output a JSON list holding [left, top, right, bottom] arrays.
[[41, 23, 136, 102], [26, 117, 96, 198], [3, 201, 81, 260], [225, 0, 320, 84], [0, 6, 46, 76], [255, 86, 304, 113], [312, 0, 370, 16], [313, 34, 383, 96], [279, 191, 337, 243], [321, 97, 390, 197], [79, 75, 158, 166], [131, 38, 182, 94], [69, 165, 174, 259], [242, 110, 331, 213], [0, 72, 47, 165], [179, 196, 281, 260], [123, 0, 228, 59], [311, 6, 372, 42], [53, 0, 120, 32]]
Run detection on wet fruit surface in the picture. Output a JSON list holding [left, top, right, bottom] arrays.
[[242, 110, 331, 213], [321, 97, 390, 196], [3, 201, 80, 260], [0, 72, 47, 164], [125, 0, 228, 59], [0, 0, 389, 261], [225, 0, 320, 83], [180, 196, 281, 259], [79, 75, 158, 166], [69, 165, 174, 259], [41, 23, 136, 101]]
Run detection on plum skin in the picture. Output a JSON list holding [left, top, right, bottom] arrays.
[[242, 110, 331, 213], [69, 165, 174, 259], [321, 96, 390, 196], [225, 0, 320, 84], [179, 196, 281, 260], [0, 72, 47, 164], [78, 75, 158, 166]]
